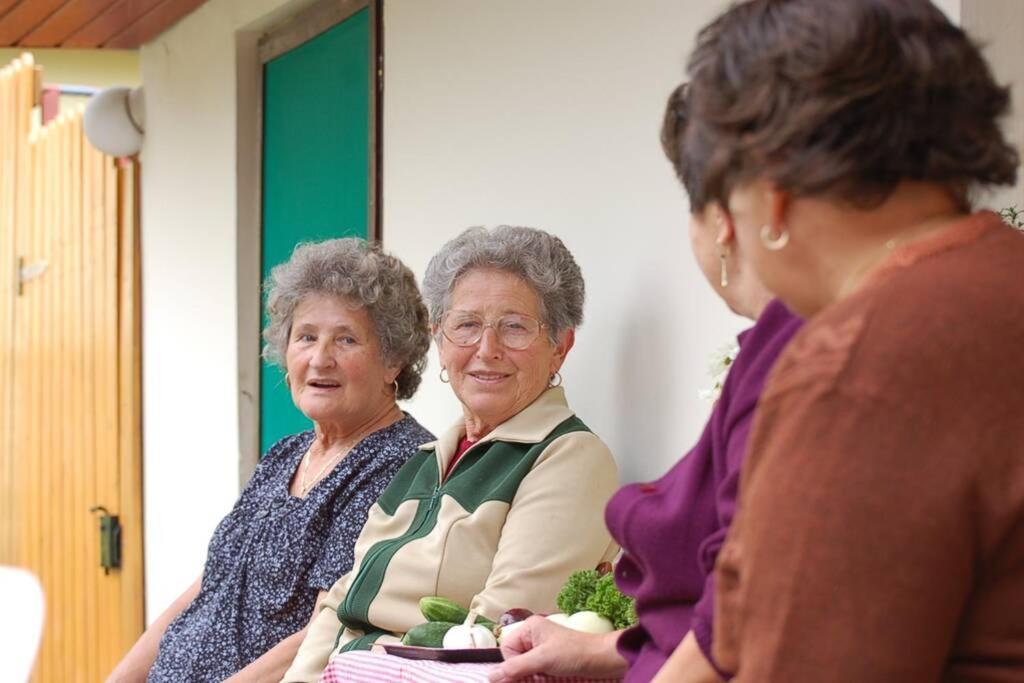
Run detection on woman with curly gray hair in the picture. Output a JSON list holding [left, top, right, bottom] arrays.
[[112, 239, 434, 683], [285, 226, 619, 681]]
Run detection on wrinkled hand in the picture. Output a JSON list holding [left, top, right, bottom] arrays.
[[488, 616, 626, 682]]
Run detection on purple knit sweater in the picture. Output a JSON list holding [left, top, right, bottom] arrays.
[[605, 299, 802, 681]]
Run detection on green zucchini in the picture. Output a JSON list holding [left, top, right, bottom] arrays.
[[402, 621, 457, 647], [419, 596, 497, 629]]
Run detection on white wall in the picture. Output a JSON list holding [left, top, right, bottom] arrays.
[[933, 0, 961, 22], [382, 0, 741, 484], [962, 0, 1024, 211]]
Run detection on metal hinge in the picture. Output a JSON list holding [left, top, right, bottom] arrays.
[[17, 256, 48, 296]]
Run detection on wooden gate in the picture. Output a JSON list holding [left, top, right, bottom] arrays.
[[0, 53, 143, 683]]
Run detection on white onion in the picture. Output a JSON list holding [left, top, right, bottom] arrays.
[[442, 623, 498, 649], [565, 611, 615, 634], [546, 613, 571, 626]]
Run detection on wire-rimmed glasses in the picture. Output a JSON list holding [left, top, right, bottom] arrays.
[[440, 311, 546, 350]]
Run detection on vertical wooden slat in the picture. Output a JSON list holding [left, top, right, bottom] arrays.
[[60, 116, 72, 683], [81, 128, 100, 683], [94, 148, 112, 679], [62, 112, 76, 681], [118, 158, 145, 657], [24, 127, 43, 680], [40, 122, 55, 683], [28, 129, 43, 616], [96, 150, 113, 677], [15, 54, 42, 682], [93, 139, 111, 683], [0, 64, 10, 566], [23, 124, 41, 602], [100, 149, 121, 677], [0, 61, 15, 567], [46, 117, 61, 683], [69, 109, 86, 680]]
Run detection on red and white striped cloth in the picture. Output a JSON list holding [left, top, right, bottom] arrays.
[[319, 651, 622, 683]]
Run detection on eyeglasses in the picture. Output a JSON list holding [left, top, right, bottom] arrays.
[[440, 311, 546, 350]]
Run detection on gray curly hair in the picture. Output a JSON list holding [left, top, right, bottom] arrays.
[[262, 238, 430, 400], [422, 226, 585, 340]]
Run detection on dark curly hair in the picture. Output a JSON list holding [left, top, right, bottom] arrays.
[[667, 0, 1018, 210]]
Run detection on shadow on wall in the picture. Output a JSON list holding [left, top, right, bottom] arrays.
[[611, 267, 679, 484]]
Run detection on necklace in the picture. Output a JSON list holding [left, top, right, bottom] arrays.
[[299, 446, 347, 497], [297, 405, 404, 497]]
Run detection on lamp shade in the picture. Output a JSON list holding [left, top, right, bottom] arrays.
[[84, 86, 145, 157]]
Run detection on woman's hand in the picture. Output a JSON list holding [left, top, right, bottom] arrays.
[[487, 616, 626, 682]]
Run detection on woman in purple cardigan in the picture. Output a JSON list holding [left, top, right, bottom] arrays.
[[489, 86, 802, 683]]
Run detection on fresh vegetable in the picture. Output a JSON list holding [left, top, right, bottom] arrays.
[[498, 607, 533, 627], [565, 610, 615, 634], [402, 621, 458, 647], [586, 573, 637, 630], [556, 569, 600, 615], [443, 623, 497, 649], [555, 569, 637, 630], [419, 596, 496, 629], [546, 613, 571, 626]]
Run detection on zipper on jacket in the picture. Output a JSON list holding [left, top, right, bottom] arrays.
[[340, 480, 445, 629], [425, 484, 441, 514]]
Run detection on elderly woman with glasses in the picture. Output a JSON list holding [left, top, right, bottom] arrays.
[[283, 226, 620, 682]]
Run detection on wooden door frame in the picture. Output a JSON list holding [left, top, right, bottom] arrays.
[[235, 0, 382, 486]]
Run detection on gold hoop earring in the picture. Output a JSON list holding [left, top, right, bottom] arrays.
[[760, 224, 790, 251], [392, 379, 400, 396], [719, 251, 729, 288], [549, 371, 562, 388], [439, 367, 450, 383]]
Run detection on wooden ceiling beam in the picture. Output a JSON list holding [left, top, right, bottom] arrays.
[[19, 0, 121, 47], [0, 0, 207, 48], [0, 0, 23, 24], [0, 0, 67, 46], [61, 0, 161, 49], [104, 0, 205, 49]]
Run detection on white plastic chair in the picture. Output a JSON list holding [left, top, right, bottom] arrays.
[[0, 567, 45, 683]]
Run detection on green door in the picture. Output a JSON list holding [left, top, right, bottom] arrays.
[[260, 7, 373, 453]]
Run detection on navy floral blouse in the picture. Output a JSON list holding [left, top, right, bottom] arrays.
[[147, 414, 434, 683]]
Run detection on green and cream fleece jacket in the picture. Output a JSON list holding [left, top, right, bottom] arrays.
[[282, 387, 620, 682]]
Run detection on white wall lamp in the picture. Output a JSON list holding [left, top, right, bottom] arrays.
[[83, 86, 146, 158]]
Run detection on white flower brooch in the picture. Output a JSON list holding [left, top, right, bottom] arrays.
[[699, 341, 740, 402]]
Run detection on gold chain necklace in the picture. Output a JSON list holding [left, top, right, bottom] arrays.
[[298, 408, 400, 496], [298, 446, 348, 497]]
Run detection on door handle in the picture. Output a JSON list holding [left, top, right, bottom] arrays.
[[89, 506, 122, 575]]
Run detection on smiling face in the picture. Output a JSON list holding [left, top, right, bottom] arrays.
[[438, 268, 573, 437], [285, 293, 400, 432]]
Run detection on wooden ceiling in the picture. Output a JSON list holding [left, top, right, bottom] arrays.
[[0, 0, 209, 49]]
